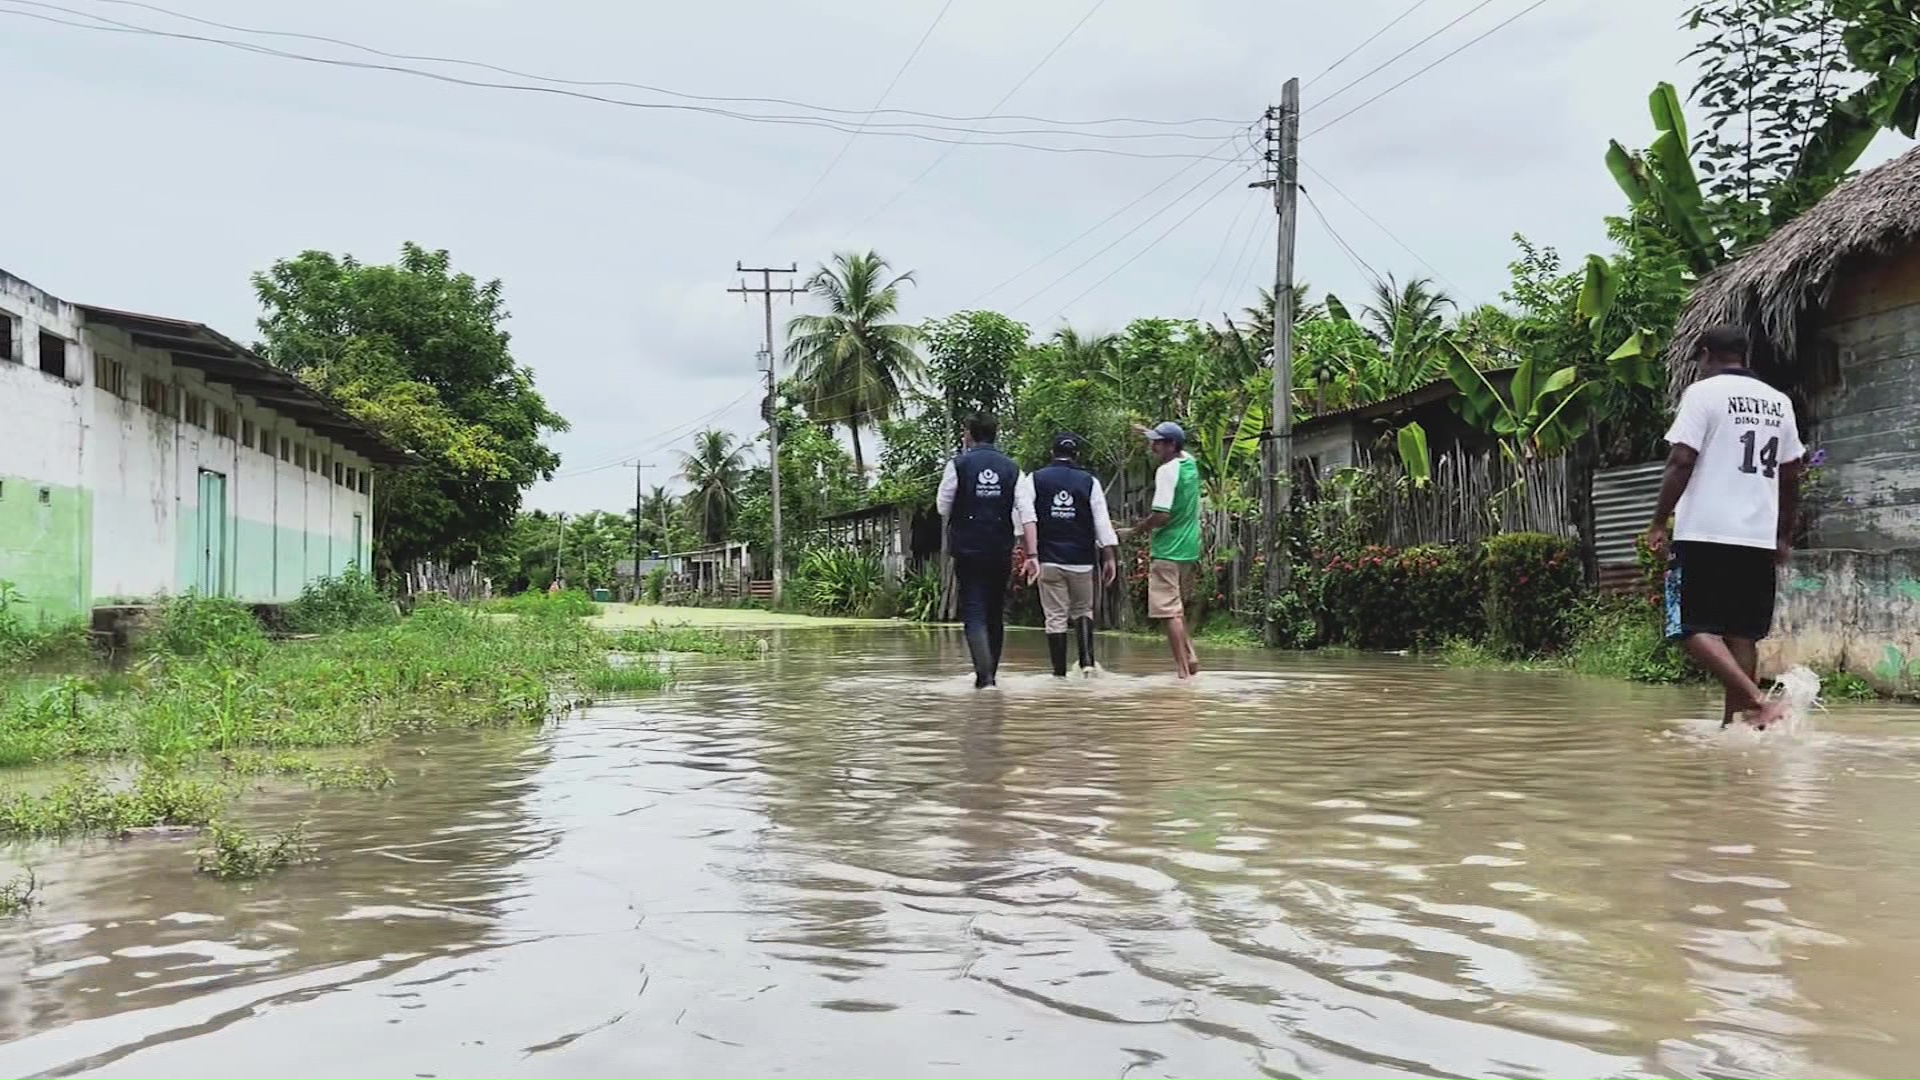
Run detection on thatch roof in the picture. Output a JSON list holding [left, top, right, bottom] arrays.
[[1669, 143, 1920, 399]]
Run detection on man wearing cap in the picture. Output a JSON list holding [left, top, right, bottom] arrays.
[[1016, 432, 1119, 677], [938, 412, 1021, 689], [1128, 421, 1202, 679]]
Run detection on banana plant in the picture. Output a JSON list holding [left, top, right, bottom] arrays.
[[1574, 255, 1664, 392], [1607, 83, 1725, 276], [1395, 421, 1431, 490], [1447, 340, 1589, 460], [1189, 387, 1266, 511]]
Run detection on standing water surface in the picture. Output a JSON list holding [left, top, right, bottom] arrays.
[[3, 628, 1919, 1078]]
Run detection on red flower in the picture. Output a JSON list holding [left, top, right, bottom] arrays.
[[1518, 574, 1530, 585]]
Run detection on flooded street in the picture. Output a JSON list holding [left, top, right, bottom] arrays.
[[4, 628, 1920, 1079]]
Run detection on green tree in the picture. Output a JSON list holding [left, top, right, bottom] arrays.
[[680, 429, 748, 543], [784, 251, 926, 480], [1361, 275, 1456, 393], [922, 310, 1028, 433], [252, 243, 566, 574]]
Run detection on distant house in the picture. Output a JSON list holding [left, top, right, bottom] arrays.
[[1291, 368, 1516, 493], [1667, 144, 1920, 690], [0, 267, 409, 622], [814, 501, 943, 582]]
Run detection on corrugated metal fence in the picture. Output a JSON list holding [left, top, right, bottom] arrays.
[[1591, 461, 1663, 590]]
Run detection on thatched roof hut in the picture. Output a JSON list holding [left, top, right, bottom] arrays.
[[1668, 143, 1920, 549]]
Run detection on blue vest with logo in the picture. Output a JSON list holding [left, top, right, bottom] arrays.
[[1031, 462, 1097, 566], [948, 444, 1017, 557]]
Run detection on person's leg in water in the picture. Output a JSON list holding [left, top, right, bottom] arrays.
[[1165, 613, 1197, 680], [1038, 564, 1070, 678], [1723, 636, 1760, 727], [1683, 633, 1786, 728], [1065, 569, 1096, 674], [954, 556, 996, 688], [984, 554, 1010, 681], [1147, 559, 1194, 678], [1178, 563, 1200, 675], [1075, 616, 1096, 673]]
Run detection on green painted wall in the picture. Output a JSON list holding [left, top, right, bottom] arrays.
[[0, 475, 92, 623]]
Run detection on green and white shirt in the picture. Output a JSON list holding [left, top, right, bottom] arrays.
[[1149, 452, 1201, 563]]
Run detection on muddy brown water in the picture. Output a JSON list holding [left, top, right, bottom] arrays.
[[4, 628, 1920, 1079]]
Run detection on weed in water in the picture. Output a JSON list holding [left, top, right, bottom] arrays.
[[1820, 671, 1880, 702], [580, 659, 673, 695], [602, 624, 765, 658], [480, 590, 600, 619], [0, 870, 38, 916], [285, 570, 398, 634], [1564, 597, 1697, 684], [196, 821, 315, 880], [221, 752, 395, 791], [0, 769, 228, 839], [0, 579, 89, 669]]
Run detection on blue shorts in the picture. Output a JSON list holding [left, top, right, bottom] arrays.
[[1663, 541, 1777, 642]]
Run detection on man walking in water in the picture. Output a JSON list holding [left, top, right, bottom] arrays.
[[938, 413, 1020, 689], [1129, 422, 1202, 679], [1017, 432, 1119, 677], [1645, 325, 1801, 730]]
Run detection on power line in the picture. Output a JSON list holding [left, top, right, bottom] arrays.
[[1302, 187, 1383, 286], [51, 0, 1241, 129], [1213, 208, 1268, 322], [969, 124, 1256, 306], [1305, 0, 1440, 88], [849, 0, 1113, 231], [1186, 187, 1263, 317], [549, 389, 757, 480], [1303, 0, 1503, 117], [1305, 0, 1558, 138], [1048, 164, 1257, 320], [1218, 227, 1272, 324], [1, 4, 1236, 161], [1008, 149, 1255, 313], [1301, 163, 1460, 294]]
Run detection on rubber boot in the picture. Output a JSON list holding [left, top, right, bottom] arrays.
[[965, 624, 996, 688], [1075, 617, 1097, 673], [1046, 633, 1069, 677]]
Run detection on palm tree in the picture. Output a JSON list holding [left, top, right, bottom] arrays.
[[1362, 275, 1455, 392], [784, 250, 925, 481], [638, 484, 676, 552], [679, 429, 746, 543]]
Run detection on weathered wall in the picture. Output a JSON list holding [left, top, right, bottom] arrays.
[[1763, 547, 1920, 694], [0, 272, 91, 619], [1811, 249, 1920, 548]]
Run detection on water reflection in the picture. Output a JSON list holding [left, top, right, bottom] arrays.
[[3, 629, 1919, 1078]]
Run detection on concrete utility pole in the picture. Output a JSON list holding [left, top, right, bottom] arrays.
[[728, 263, 804, 606], [553, 511, 567, 588], [630, 461, 654, 600], [1261, 79, 1301, 644]]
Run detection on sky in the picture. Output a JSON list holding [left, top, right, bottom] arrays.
[[3, 0, 1911, 515]]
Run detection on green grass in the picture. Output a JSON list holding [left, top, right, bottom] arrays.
[[480, 590, 601, 619], [579, 659, 673, 695], [0, 870, 38, 916], [601, 623, 766, 659], [221, 751, 395, 791], [1820, 671, 1879, 702], [196, 821, 314, 880], [0, 769, 227, 839]]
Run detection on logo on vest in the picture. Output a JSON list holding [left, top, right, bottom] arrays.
[[974, 467, 1003, 500], [1049, 489, 1076, 519]]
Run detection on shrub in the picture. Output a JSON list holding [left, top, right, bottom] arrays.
[[1398, 544, 1485, 647], [644, 565, 668, 604], [1821, 671, 1879, 701], [1318, 543, 1482, 650], [1564, 595, 1695, 683], [285, 569, 396, 634], [151, 595, 266, 659], [0, 870, 37, 916], [792, 545, 883, 616], [1265, 591, 1319, 649], [197, 821, 315, 880], [899, 564, 943, 622], [1482, 532, 1583, 657], [0, 580, 89, 667], [481, 589, 599, 619]]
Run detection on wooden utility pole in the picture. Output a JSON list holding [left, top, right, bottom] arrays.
[[1261, 79, 1301, 644], [629, 461, 654, 600], [728, 263, 804, 605]]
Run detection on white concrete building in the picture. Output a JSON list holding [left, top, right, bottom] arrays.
[[0, 267, 408, 623]]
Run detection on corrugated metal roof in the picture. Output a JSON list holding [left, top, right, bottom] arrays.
[[1592, 461, 1665, 567]]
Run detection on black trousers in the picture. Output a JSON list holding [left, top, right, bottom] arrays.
[[952, 553, 1011, 684]]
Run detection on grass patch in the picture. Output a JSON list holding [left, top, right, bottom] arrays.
[[221, 751, 395, 791], [480, 590, 601, 619], [579, 659, 673, 695], [285, 570, 398, 635], [602, 623, 766, 658], [1820, 671, 1879, 702], [196, 821, 315, 880], [1562, 597, 1697, 684], [1196, 617, 1264, 648], [0, 870, 38, 916], [0, 769, 227, 839]]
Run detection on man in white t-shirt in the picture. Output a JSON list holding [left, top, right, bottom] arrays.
[[1645, 325, 1804, 730]]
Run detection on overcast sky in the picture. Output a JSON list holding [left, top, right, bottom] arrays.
[[5, 0, 1910, 513]]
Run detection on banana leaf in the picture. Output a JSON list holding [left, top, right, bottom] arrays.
[[1396, 422, 1431, 489], [1607, 141, 1654, 207]]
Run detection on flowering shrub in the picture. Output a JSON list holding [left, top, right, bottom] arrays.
[[1481, 532, 1583, 657], [1319, 544, 1483, 649]]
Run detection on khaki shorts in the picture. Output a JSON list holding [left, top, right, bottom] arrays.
[[1147, 559, 1194, 620], [1036, 564, 1095, 633]]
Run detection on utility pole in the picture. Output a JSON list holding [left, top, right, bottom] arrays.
[[728, 263, 804, 606], [553, 511, 567, 588], [630, 461, 654, 601], [1261, 79, 1301, 644]]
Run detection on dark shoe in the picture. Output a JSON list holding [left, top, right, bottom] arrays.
[[1075, 617, 1096, 671], [1046, 633, 1069, 677], [965, 624, 995, 686]]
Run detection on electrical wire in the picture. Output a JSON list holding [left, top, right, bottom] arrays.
[[1301, 163, 1460, 294], [968, 123, 1257, 306], [548, 389, 757, 480], [52, 0, 1242, 129], [1302, 187, 1383, 285], [1186, 187, 1263, 317], [1218, 227, 1272, 324], [1304, 0, 1558, 138], [1008, 149, 1256, 313], [1303, 0, 1503, 117], [1304, 0, 1440, 88], [848, 0, 1113, 232], [1, 4, 1237, 161], [1047, 164, 1258, 320]]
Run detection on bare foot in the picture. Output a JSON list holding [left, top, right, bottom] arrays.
[[1746, 699, 1788, 731]]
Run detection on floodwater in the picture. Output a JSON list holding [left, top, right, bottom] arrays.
[[4, 630, 1920, 1079]]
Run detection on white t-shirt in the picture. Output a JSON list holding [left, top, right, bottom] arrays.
[[1664, 371, 1805, 549]]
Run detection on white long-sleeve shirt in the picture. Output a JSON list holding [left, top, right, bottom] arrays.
[[937, 458, 1021, 541], [1014, 468, 1118, 572]]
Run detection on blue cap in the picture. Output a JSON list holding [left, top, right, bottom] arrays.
[[1052, 431, 1084, 455], [1145, 421, 1185, 444]]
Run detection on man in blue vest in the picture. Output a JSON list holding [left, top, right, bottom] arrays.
[[1016, 432, 1119, 677], [937, 413, 1020, 688]]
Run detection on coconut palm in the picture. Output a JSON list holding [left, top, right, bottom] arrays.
[[638, 484, 676, 552], [1362, 275, 1455, 391], [679, 429, 746, 543], [784, 251, 925, 481]]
